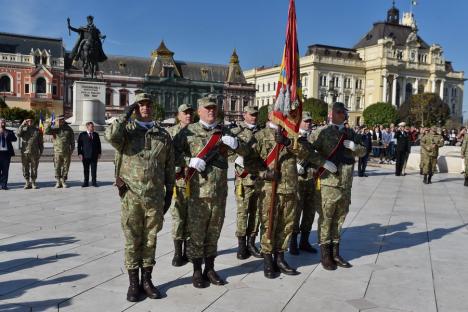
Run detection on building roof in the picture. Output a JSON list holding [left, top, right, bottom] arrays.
[[99, 55, 151, 77], [175, 61, 228, 82], [305, 44, 362, 59], [0, 32, 63, 57], [353, 22, 430, 49]]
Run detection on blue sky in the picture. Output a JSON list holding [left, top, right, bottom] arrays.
[[1, 0, 466, 118]]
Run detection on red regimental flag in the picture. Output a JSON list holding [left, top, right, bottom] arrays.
[[272, 0, 302, 137]]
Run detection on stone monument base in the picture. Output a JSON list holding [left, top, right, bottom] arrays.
[[68, 80, 106, 131]]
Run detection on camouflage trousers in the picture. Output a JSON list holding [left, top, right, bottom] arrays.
[[171, 185, 188, 240], [465, 157, 468, 178], [21, 153, 40, 180], [422, 156, 438, 175], [259, 191, 296, 254], [235, 179, 260, 237], [187, 195, 226, 259], [54, 153, 71, 180], [293, 179, 318, 234], [121, 190, 164, 270], [317, 185, 350, 245]]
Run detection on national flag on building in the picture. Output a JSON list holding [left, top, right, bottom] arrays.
[[272, 0, 302, 136]]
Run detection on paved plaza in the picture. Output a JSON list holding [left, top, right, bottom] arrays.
[[0, 162, 467, 312]]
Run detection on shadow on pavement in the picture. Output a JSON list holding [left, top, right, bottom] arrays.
[[0, 237, 78, 252]]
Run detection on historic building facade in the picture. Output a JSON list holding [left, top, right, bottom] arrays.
[[244, 5, 465, 125], [0, 32, 65, 115]]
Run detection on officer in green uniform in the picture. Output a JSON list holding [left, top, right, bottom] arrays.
[[105, 93, 175, 302], [17, 119, 44, 189], [45, 115, 75, 188], [309, 102, 366, 270], [168, 103, 194, 266], [231, 105, 262, 259], [174, 96, 249, 288], [290, 111, 318, 255], [420, 126, 444, 184]]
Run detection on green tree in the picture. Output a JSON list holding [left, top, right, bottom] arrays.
[[0, 97, 7, 109], [152, 101, 165, 121], [399, 93, 450, 127], [362, 102, 398, 126], [0, 107, 35, 122], [302, 98, 328, 123]]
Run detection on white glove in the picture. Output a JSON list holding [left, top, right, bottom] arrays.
[[296, 164, 305, 175], [234, 156, 244, 168], [221, 135, 239, 149], [323, 160, 337, 173], [189, 157, 206, 172], [343, 140, 356, 151]]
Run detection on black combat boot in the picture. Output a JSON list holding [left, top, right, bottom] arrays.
[[141, 266, 161, 299], [192, 258, 209, 288], [172, 240, 187, 267], [420, 168, 423, 175], [182, 240, 189, 263], [299, 231, 317, 253], [275, 252, 300, 275], [289, 233, 299, 255], [126, 269, 142, 302], [236, 236, 250, 260], [465, 177, 468, 187], [203, 256, 225, 285], [428, 174, 433, 184], [263, 253, 279, 279], [332, 243, 352, 268], [320, 244, 337, 271], [423, 175, 428, 184], [247, 235, 262, 258]]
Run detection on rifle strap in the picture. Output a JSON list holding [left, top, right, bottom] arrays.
[[314, 133, 346, 183], [185, 132, 222, 183]]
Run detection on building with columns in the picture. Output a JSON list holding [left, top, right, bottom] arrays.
[[0, 32, 65, 115], [244, 5, 465, 125]]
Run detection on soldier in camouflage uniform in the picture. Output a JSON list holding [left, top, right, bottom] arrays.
[[231, 105, 262, 260], [45, 116, 75, 188], [17, 119, 44, 189], [290, 112, 318, 255], [174, 96, 248, 288], [308, 102, 366, 270], [419, 127, 429, 175], [420, 126, 444, 184], [168, 104, 193, 267], [245, 106, 326, 279], [105, 93, 175, 302], [461, 134, 468, 186]]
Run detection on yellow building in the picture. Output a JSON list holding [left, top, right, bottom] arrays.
[[244, 5, 465, 126]]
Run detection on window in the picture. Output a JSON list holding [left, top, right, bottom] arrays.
[[333, 77, 340, 88], [119, 89, 128, 106], [356, 97, 362, 109], [320, 75, 327, 87], [243, 98, 249, 107], [52, 85, 57, 95], [344, 95, 350, 108], [355, 79, 363, 90], [303, 76, 308, 87], [267, 83, 270, 92], [36, 77, 46, 94], [24, 84, 30, 94], [273, 82, 276, 91], [42, 56, 47, 65], [262, 84, 265, 92], [230, 97, 237, 111], [344, 78, 352, 89], [0, 76, 11, 92], [267, 98, 270, 105], [106, 89, 113, 106]]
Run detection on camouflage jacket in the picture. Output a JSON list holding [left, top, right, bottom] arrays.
[[309, 124, 366, 189], [105, 116, 175, 201], [421, 133, 444, 158], [174, 121, 249, 198], [461, 136, 468, 157], [230, 121, 260, 187], [245, 125, 324, 194], [168, 122, 189, 188], [17, 125, 44, 156], [45, 123, 75, 154], [297, 130, 317, 182]]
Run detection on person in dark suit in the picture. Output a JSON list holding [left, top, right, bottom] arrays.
[[77, 122, 101, 187], [395, 122, 410, 176], [0, 118, 17, 190]]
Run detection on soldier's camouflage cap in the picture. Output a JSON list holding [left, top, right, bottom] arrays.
[[302, 111, 312, 121], [332, 102, 348, 112], [134, 92, 152, 104], [244, 105, 259, 114], [178, 104, 193, 113], [198, 96, 218, 108]]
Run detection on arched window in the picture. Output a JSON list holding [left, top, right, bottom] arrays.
[[119, 89, 129, 106], [36, 77, 47, 94], [0, 75, 11, 92]]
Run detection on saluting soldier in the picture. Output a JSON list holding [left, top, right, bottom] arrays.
[[245, 106, 327, 279], [290, 111, 318, 255], [17, 118, 44, 189], [168, 103, 194, 267], [105, 93, 174, 301], [309, 102, 366, 270], [231, 105, 262, 260], [45, 115, 75, 188], [420, 126, 444, 184], [174, 96, 249, 288]]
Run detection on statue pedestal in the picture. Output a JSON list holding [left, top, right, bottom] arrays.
[[69, 81, 106, 131]]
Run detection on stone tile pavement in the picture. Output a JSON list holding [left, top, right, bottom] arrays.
[[0, 162, 467, 312]]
